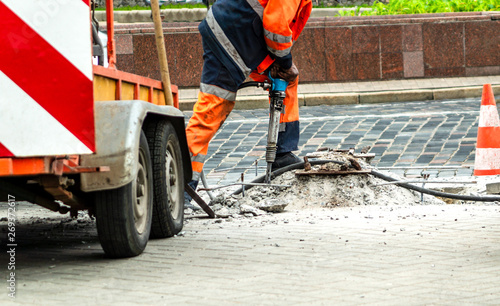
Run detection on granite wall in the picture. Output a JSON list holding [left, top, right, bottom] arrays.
[[113, 12, 500, 87]]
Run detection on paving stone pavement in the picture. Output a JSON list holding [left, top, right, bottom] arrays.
[[2, 96, 500, 305], [188, 98, 484, 187], [1, 202, 499, 305]]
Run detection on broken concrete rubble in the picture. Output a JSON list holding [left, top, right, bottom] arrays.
[[188, 150, 447, 218], [257, 199, 288, 213]]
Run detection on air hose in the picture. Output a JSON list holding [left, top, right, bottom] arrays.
[[232, 160, 342, 195], [370, 169, 500, 202], [232, 160, 500, 202], [237, 81, 271, 90]]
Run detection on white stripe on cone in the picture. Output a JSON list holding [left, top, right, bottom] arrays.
[[0, 71, 93, 156], [475, 148, 500, 170], [4, 0, 93, 80], [479, 105, 500, 127]]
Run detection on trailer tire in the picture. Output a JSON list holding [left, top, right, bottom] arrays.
[[95, 131, 153, 258], [145, 120, 184, 238]]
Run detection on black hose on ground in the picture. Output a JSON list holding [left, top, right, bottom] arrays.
[[232, 160, 500, 202], [370, 169, 500, 202], [232, 160, 343, 195]]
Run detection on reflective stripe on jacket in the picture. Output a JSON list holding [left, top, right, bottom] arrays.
[[199, 0, 312, 77]]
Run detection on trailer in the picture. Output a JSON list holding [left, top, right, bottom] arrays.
[[0, 0, 192, 258]]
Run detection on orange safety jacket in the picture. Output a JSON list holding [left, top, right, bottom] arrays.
[[260, 0, 312, 70], [198, 0, 312, 81], [187, 0, 311, 181]]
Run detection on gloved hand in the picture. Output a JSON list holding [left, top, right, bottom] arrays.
[[270, 62, 299, 83]]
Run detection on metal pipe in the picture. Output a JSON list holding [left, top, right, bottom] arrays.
[[241, 173, 245, 197], [214, 166, 267, 172], [199, 182, 291, 192], [376, 180, 477, 186], [105, 0, 116, 69], [376, 166, 471, 170]]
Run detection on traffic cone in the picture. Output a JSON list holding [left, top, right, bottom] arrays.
[[474, 84, 500, 176]]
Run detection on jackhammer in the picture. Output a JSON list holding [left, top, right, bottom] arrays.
[[238, 74, 288, 184]]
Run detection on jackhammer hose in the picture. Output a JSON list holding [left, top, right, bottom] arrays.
[[232, 160, 343, 195], [200, 170, 215, 201], [238, 81, 266, 90], [232, 160, 500, 202], [370, 169, 500, 202]]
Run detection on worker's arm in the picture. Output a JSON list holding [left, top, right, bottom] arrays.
[[262, 0, 302, 70]]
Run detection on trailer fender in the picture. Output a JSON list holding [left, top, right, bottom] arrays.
[[80, 100, 192, 192]]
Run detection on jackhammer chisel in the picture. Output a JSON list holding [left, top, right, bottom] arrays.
[[236, 74, 288, 184], [265, 74, 288, 184]]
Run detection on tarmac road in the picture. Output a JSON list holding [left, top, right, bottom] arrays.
[[1, 97, 500, 305]]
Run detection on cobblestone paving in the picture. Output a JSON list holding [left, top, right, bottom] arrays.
[[2, 98, 500, 305], [1, 203, 499, 305], [183, 98, 483, 186]]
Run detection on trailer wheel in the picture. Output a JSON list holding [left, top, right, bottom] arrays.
[[145, 120, 184, 238], [95, 131, 153, 258]]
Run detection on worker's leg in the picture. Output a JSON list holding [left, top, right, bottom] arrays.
[[184, 63, 237, 208], [186, 92, 235, 182], [276, 76, 300, 154], [184, 34, 248, 209], [186, 83, 238, 183], [249, 72, 301, 169], [186, 40, 243, 184]]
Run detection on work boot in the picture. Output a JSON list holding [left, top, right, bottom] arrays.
[[271, 152, 302, 171], [184, 198, 201, 211], [184, 180, 201, 211]]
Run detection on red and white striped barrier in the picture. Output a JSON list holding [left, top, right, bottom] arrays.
[[0, 0, 95, 157], [474, 84, 500, 176]]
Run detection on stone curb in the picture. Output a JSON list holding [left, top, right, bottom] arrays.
[[178, 85, 500, 111], [95, 8, 370, 23], [303, 93, 359, 106]]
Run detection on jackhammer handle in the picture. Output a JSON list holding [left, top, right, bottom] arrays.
[[268, 72, 288, 92]]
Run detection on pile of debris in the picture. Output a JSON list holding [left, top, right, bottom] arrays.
[[189, 148, 445, 218]]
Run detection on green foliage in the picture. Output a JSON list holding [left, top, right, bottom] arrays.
[[322, 0, 500, 16], [99, 0, 499, 13], [96, 4, 206, 11], [161, 3, 206, 9], [314, 3, 372, 9]]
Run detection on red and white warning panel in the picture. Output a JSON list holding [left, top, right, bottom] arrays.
[[0, 0, 95, 157]]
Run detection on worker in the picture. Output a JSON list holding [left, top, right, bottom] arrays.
[[185, 0, 312, 209]]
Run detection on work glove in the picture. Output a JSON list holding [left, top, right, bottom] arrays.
[[270, 62, 299, 83]]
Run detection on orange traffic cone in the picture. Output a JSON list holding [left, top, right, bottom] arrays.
[[474, 84, 500, 176]]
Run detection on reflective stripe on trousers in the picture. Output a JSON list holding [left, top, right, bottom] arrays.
[[185, 39, 300, 181], [186, 91, 235, 181]]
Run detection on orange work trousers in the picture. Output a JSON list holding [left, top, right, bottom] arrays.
[[185, 72, 299, 181]]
